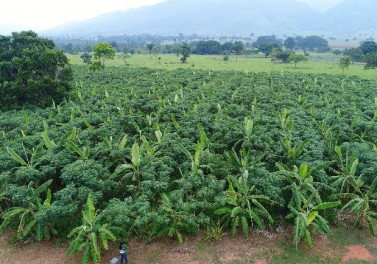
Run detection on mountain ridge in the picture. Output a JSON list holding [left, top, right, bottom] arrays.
[[42, 0, 376, 36]]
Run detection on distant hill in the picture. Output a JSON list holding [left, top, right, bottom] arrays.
[[43, 0, 376, 36], [317, 0, 377, 34]]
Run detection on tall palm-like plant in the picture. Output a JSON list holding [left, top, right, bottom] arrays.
[[276, 162, 340, 248], [215, 174, 274, 238], [334, 176, 377, 236], [67, 193, 123, 264], [330, 146, 359, 193], [112, 142, 142, 192]]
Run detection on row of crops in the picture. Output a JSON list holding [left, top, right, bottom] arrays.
[[1, 66, 377, 262]]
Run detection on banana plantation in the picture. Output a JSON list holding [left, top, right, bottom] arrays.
[[1, 66, 377, 263]]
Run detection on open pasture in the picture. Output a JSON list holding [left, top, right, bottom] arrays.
[[67, 53, 377, 80]]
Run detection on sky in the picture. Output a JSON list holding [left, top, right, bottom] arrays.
[[0, 0, 167, 33], [296, 0, 344, 11], [0, 0, 344, 34]]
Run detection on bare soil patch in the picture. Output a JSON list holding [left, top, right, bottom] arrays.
[[342, 245, 375, 262], [1, 219, 377, 264]]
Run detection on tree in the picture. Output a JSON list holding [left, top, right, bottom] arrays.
[[253, 35, 282, 47], [258, 43, 281, 57], [232, 41, 245, 61], [180, 43, 191, 63], [194, 40, 222, 55], [0, 31, 72, 110], [90, 42, 115, 71], [64, 43, 75, 54], [360, 41, 377, 55], [339, 56, 351, 74], [299, 36, 330, 52], [288, 54, 308, 68], [284, 37, 295, 50], [333, 50, 342, 56], [344, 47, 363, 62], [221, 42, 233, 54], [271, 50, 294, 63], [80, 53, 92, 65], [146, 43, 154, 59], [364, 52, 377, 79]]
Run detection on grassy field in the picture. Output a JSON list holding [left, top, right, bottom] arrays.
[[67, 53, 377, 80]]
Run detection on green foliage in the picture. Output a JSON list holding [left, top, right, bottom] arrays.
[[90, 42, 115, 70], [67, 193, 122, 264], [360, 41, 377, 55], [364, 52, 377, 79], [0, 180, 56, 242], [0, 31, 72, 109], [330, 146, 360, 193], [339, 177, 377, 236], [215, 174, 274, 238], [80, 53, 92, 65], [258, 43, 281, 57], [271, 50, 295, 63], [146, 43, 154, 59], [339, 56, 351, 74], [288, 192, 340, 249], [180, 43, 191, 63], [288, 54, 308, 68], [205, 220, 227, 242], [231, 41, 245, 61], [331, 153, 377, 236], [1, 66, 377, 250], [276, 162, 340, 247]]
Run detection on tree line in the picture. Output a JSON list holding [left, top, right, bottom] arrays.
[[56, 34, 330, 56]]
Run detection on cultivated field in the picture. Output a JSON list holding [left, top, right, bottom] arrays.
[[1, 58, 377, 264]]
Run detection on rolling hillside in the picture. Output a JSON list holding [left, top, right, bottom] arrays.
[[43, 0, 376, 36]]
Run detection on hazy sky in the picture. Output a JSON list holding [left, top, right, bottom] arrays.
[[0, 0, 344, 33], [0, 0, 167, 31]]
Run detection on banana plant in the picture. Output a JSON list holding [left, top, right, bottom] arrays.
[[158, 193, 190, 244], [226, 147, 264, 177], [215, 174, 274, 238], [334, 175, 377, 235], [279, 108, 294, 137], [0, 180, 56, 242], [178, 142, 207, 176], [244, 117, 254, 138], [276, 162, 332, 202], [285, 139, 309, 168], [6, 143, 44, 168], [112, 142, 142, 192], [330, 146, 360, 193], [314, 114, 341, 154], [59, 128, 77, 148], [286, 188, 341, 248], [67, 193, 122, 264], [41, 131, 57, 150], [67, 140, 90, 160]]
